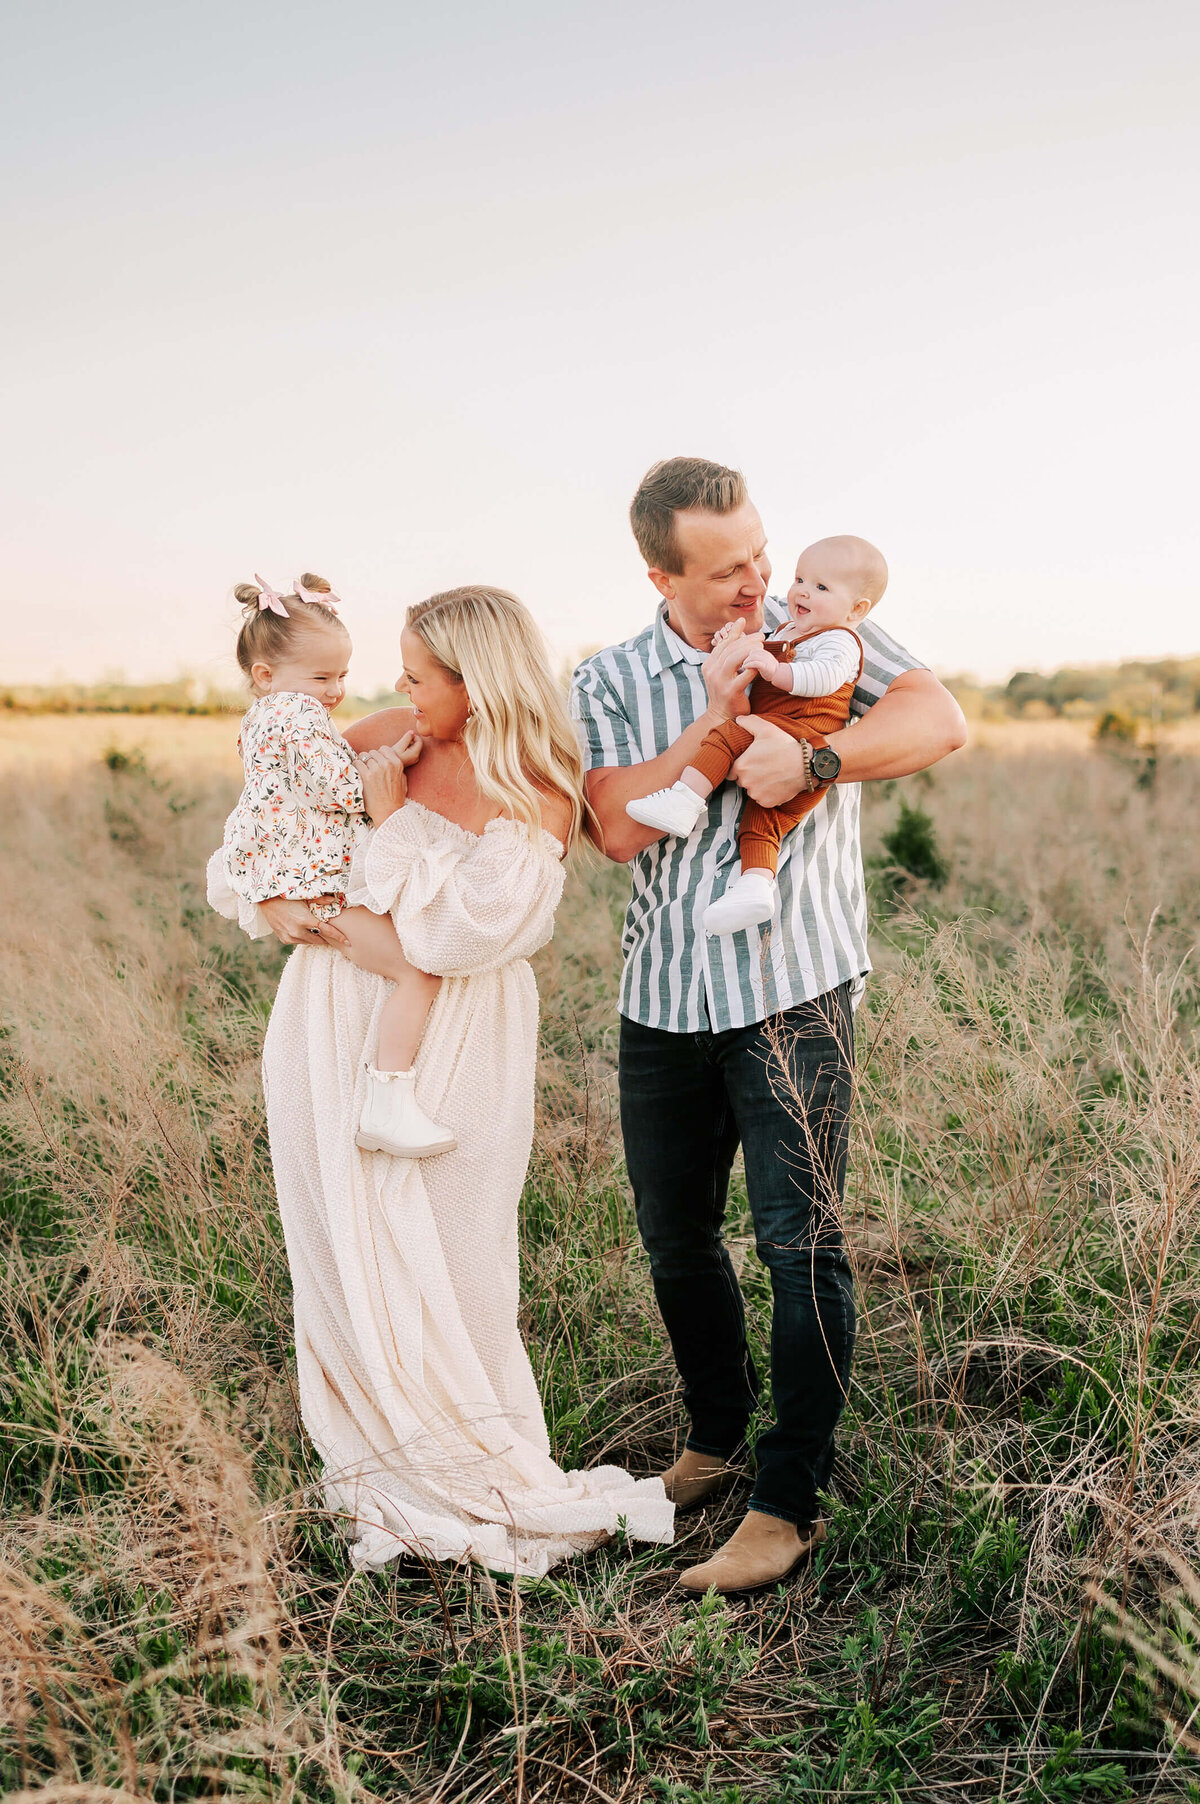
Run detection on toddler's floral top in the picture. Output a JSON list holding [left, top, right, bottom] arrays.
[[220, 692, 367, 904]]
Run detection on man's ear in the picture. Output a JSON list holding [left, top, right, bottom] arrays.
[[647, 567, 676, 603]]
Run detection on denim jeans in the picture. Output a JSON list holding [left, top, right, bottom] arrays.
[[619, 984, 856, 1526]]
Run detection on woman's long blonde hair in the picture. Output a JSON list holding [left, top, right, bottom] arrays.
[[406, 586, 587, 852]]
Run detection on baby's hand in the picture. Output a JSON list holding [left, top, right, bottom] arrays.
[[740, 645, 779, 681], [393, 730, 423, 768], [712, 620, 746, 647]]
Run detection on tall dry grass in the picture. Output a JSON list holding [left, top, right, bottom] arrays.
[[1, 714, 1199, 1800]]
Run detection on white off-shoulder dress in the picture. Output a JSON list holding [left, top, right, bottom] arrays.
[[216, 798, 673, 1577]]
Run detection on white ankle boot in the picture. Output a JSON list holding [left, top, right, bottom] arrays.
[[356, 1066, 457, 1158], [702, 870, 778, 935]]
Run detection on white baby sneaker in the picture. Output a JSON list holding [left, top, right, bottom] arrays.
[[356, 1066, 457, 1158], [625, 782, 707, 836], [703, 871, 778, 936]]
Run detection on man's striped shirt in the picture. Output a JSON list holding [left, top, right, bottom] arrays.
[[569, 599, 925, 1033]]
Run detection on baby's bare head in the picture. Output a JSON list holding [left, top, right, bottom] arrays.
[[788, 535, 888, 632]]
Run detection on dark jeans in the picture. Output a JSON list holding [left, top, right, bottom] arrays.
[[619, 985, 856, 1526]]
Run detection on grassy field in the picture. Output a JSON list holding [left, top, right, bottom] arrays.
[[3, 713, 1200, 1802]]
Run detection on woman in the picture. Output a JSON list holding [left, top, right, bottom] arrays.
[[220, 587, 672, 1576]]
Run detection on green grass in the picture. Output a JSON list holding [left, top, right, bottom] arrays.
[[2, 731, 1200, 1799]]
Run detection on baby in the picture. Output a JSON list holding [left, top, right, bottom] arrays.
[[626, 536, 888, 935], [209, 573, 454, 1159]]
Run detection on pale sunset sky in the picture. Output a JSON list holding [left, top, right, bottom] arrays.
[[3, 0, 1196, 690]]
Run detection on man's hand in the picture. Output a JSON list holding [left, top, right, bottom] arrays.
[[259, 897, 347, 947], [729, 669, 969, 806], [702, 623, 761, 721], [357, 739, 413, 825], [729, 717, 808, 807]]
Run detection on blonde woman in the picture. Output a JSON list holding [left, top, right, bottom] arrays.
[[245, 587, 673, 1576]]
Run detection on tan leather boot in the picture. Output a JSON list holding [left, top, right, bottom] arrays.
[[660, 1449, 741, 1513], [676, 1510, 826, 1594]]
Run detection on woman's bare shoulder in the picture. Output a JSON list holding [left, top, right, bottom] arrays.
[[343, 707, 419, 752], [532, 782, 574, 848]]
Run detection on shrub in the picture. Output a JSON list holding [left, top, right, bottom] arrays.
[[880, 798, 949, 887]]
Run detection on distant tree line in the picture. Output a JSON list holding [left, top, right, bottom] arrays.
[[6, 652, 1199, 722], [946, 654, 1200, 722], [0, 679, 397, 717]]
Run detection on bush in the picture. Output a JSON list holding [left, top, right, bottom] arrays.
[[1094, 710, 1140, 746], [880, 798, 949, 887]]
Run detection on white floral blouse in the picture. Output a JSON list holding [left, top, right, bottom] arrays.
[[219, 692, 367, 906]]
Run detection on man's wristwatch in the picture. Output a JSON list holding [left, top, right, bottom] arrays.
[[811, 744, 842, 784], [800, 741, 842, 790]]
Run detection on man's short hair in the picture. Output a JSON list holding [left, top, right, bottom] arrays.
[[630, 456, 748, 575]]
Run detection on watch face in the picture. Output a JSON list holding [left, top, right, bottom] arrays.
[[811, 746, 841, 782]]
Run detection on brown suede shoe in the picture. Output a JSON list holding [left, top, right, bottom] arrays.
[[660, 1449, 742, 1513], [676, 1509, 827, 1595]]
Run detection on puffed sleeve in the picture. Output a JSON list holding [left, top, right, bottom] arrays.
[[281, 700, 363, 814], [206, 848, 275, 939], [348, 807, 566, 978]]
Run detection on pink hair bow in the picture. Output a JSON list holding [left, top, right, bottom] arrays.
[[295, 577, 342, 613], [254, 574, 290, 618]]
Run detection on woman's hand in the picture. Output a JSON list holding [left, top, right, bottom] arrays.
[[259, 896, 348, 947], [357, 733, 419, 826]]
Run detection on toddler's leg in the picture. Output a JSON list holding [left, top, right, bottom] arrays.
[[625, 720, 753, 837], [679, 765, 715, 799], [702, 806, 782, 936], [330, 907, 456, 1160], [376, 969, 441, 1072], [330, 907, 440, 1070]]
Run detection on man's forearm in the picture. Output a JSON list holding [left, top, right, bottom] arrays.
[[826, 670, 967, 782], [586, 706, 729, 862], [729, 670, 967, 808]]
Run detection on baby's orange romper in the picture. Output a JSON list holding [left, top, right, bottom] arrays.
[[689, 631, 865, 877]]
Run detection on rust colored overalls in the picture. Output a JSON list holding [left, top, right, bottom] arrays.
[[689, 631, 864, 876]]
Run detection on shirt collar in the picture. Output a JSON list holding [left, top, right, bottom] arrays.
[[647, 596, 789, 675], [648, 603, 713, 676]]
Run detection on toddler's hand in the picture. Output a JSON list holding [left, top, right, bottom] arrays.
[[393, 730, 423, 768], [712, 620, 748, 648], [740, 645, 779, 681]]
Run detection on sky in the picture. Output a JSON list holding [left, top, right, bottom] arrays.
[[3, 0, 1197, 691]]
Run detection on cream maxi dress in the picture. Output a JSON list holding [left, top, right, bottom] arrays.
[[210, 798, 673, 1577]]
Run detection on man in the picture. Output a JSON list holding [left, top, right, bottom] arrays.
[[570, 457, 965, 1594]]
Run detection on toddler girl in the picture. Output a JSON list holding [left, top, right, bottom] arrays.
[[207, 573, 454, 1159]]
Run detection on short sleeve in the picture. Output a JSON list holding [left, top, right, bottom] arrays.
[[569, 659, 641, 770], [851, 622, 928, 718]]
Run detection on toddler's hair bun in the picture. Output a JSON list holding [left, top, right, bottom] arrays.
[[234, 581, 264, 611], [297, 572, 332, 595]]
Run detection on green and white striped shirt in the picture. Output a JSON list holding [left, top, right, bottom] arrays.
[[570, 599, 925, 1033]]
